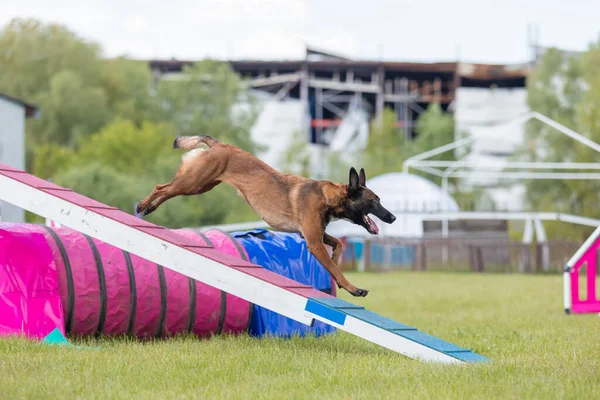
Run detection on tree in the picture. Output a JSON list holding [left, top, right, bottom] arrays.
[[361, 107, 410, 177], [0, 19, 106, 148], [514, 42, 600, 240], [412, 104, 456, 159], [278, 105, 466, 192], [32, 70, 110, 146], [324, 150, 352, 184], [0, 18, 158, 169], [100, 57, 156, 124], [154, 60, 261, 154], [280, 135, 353, 185], [54, 163, 142, 213], [2, 19, 263, 228], [357, 104, 494, 210], [0, 18, 103, 101], [521, 46, 597, 206], [31, 118, 262, 227], [74, 120, 176, 174], [410, 103, 461, 187], [31, 119, 175, 179], [280, 130, 312, 177], [31, 143, 76, 180], [361, 104, 461, 184]]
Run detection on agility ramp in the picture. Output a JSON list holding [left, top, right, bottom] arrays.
[[564, 224, 600, 314], [0, 163, 487, 364]]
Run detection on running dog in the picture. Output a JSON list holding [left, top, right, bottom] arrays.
[[136, 135, 396, 297]]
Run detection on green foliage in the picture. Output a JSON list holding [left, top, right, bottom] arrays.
[[32, 120, 175, 178], [53, 163, 141, 212], [362, 107, 409, 177], [324, 150, 351, 184], [32, 70, 110, 147], [279, 105, 468, 192], [74, 120, 176, 174], [31, 143, 76, 180], [518, 41, 600, 239], [362, 104, 462, 188], [280, 130, 312, 177], [1, 18, 262, 228], [452, 188, 497, 211], [0, 19, 105, 150], [0, 18, 103, 101], [0, 18, 160, 173], [100, 57, 156, 124], [29, 117, 261, 228], [154, 60, 261, 153], [412, 103, 457, 160], [278, 131, 352, 184]]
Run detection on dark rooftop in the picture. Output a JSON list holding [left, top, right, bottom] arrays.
[[0, 92, 39, 118]]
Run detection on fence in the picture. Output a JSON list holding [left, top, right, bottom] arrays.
[[339, 237, 580, 274]]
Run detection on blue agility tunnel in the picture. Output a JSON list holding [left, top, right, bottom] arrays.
[[231, 229, 337, 338]]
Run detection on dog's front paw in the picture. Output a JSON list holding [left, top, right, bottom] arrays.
[[350, 287, 369, 297]]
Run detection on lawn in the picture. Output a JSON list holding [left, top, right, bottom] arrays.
[[1, 271, 599, 399]]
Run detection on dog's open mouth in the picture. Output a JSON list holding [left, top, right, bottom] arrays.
[[363, 215, 379, 235]]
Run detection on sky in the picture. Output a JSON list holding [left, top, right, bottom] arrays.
[[2, 0, 599, 64]]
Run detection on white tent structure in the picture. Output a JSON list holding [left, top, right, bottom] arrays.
[[403, 111, 600, 202], [325, 172, 460, 238], [402, 111, 600, 243]]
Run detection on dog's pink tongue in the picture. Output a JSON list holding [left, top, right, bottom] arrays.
[[367, 216, 379, 234]]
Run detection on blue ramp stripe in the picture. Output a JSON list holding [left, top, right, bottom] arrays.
[[391, 329, 468, 353], [445, 351, 489, 363], [344, 308, 416, 331], [306, 297, 488, 363], [305, 299, 347, 326], [310, 297, 364, 309]]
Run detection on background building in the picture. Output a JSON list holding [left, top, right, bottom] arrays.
[[149, 47, 531, 209], [0, 92, 38, 223]]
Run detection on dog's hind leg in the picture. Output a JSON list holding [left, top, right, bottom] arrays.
[[138, 178, 222, 217], [137, 148, 226, 217], [191, 180, 221, 195], [136, 183, 171, 215], [140, 193, 175, 216]]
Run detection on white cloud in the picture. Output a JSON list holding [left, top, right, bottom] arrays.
[[185, 0, 308, 25], [124, 15, 149, 34], [236, 29, 305, 60], [0, 0, 598, 63], [299, 28, 359, 59]]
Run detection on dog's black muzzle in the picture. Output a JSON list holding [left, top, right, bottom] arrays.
[[373, 204, 396, 224]]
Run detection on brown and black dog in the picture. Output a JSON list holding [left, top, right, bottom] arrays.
[[136, 135, 396, 297]]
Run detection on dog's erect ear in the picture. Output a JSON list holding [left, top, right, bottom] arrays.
[[359, 168, 366, 187], [349, 167, 360, 189]]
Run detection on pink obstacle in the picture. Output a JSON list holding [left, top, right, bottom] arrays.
[[0, 224, 65, 339], [564, 235, 600, 314], [0, 223, 252, 339]]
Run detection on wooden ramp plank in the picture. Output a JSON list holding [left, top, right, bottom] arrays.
[[234, 267, 313, 289], [41, 187, 118, 209]]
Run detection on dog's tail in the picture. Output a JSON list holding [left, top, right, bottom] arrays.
[[173, 135, 220, 150]]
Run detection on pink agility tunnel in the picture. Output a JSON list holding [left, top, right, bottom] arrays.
[[0, 224, 65, 339], [0, 223, 252, 339]]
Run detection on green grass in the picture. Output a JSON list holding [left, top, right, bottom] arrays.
[[2, 271, 599, 399]]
